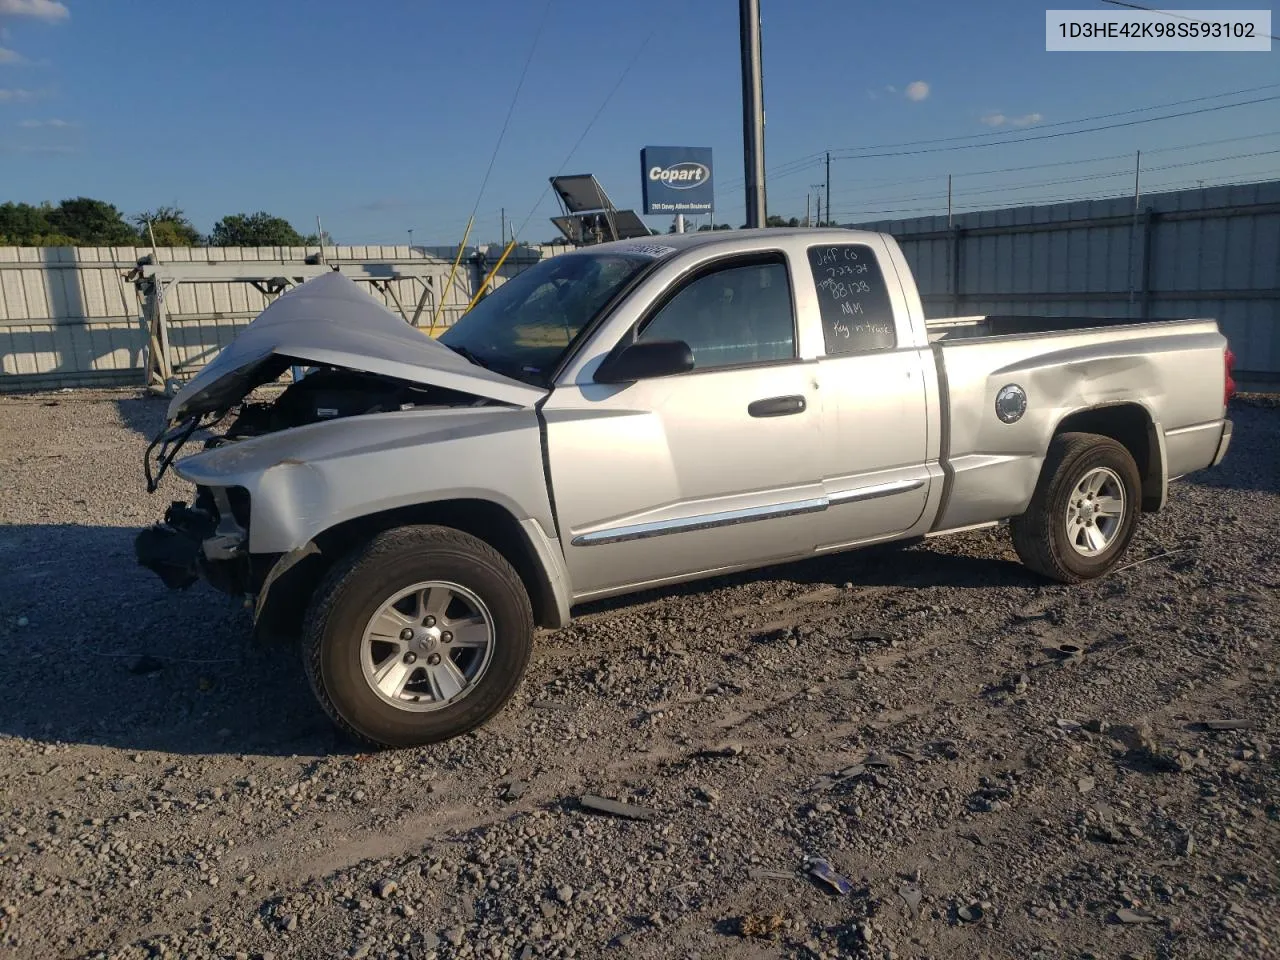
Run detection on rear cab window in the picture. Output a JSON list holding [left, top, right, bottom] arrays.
[[805, 244, 898, 355]]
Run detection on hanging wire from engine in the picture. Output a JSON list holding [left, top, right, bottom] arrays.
[[143, 409, 229, 493]]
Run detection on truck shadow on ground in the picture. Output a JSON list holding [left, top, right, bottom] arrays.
[[0, 522, 344, 759], [1184, 399, 1279, 495], [573, 536, 1037, 618], [0, 522, 1031, 757]]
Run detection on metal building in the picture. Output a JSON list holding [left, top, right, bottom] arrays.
[[849, 179, 1280, 391], [0, 243, 556, 392]]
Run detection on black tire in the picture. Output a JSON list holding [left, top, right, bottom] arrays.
[[1009, 432, 1142, 584], [302, 525, 534, 748]]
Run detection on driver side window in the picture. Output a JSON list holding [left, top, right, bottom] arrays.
[[637, 259, 796, 370]]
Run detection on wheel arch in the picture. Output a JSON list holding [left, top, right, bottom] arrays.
[[1051, 402, 1166, 512], [255, 498, 569, 643]]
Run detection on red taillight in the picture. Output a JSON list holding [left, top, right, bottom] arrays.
[[1224, 347, 1236, 406]]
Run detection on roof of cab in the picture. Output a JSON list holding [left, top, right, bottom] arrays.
[[567, 227, 888, 258]]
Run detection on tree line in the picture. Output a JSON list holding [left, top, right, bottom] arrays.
[[5, 197, 841, 249], [0, 198, 327, 247]]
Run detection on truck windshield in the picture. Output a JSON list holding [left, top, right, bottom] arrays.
[[438, 252, 655, 385]]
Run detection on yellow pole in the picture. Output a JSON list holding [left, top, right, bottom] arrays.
[[463, 240, 517, 313], [428, 215, 474, 334]]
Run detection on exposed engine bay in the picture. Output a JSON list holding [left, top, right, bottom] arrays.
[[216, 366, 487, 442], [144, 364, 491, 492], [136, 363, 494, 598]]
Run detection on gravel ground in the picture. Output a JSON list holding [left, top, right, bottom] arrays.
[[0, 388, 1277, 960]]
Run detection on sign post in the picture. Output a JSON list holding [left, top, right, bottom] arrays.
[[641, 147, 714, 230]]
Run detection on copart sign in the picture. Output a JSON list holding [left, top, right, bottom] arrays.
[[641, 146, 714, 216]]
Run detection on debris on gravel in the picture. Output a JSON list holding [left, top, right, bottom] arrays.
[[577, 794, 657, 821], [0, 389, 1277, 959]]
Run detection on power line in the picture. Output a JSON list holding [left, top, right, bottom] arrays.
[[832, 86, 1280, 157], [834, 163, 1280, 215], [832, 170, 1279, 221], [466, 0, 553, 228], [743, 93, 1280, 196], [767, 129, 1280, 207], [835, 147, 1280, 210], [1101, 0, 1280, 41], [826, 95, 1280, 162], [513, 27, 656, 240], [719, 80, 1280, 192]]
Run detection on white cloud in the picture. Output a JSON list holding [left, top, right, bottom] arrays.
[[0, 0, 69, 21], [981, 111, 1043, 128], [904, 80, 930, 102], [0, 45, 21, 63], [884, 84, 897, 94], [0, 86, 34, 100], [19, 116, 69, 127]]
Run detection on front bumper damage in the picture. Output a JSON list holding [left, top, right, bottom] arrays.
[[135, 489, 250, 593], [135, 488, 322, 641], [135, 501, 216, 589]]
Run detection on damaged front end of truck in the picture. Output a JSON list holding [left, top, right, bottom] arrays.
[[133, 269, 549, 631]]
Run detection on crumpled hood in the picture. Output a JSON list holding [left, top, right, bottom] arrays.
[[166, 270, 546, 420]]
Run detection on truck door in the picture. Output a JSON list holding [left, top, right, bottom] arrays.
[[803, 238, 933, 548], [542, 252, 824, 600]]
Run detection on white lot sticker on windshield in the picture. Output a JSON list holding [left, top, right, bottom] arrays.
[[612, 242, 677, 258]]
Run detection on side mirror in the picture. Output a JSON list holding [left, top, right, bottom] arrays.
[[594, 339, 694, 384]]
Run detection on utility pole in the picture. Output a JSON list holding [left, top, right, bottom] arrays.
[[810, 183, 824, 227], [500, 208, 506, 246], [1128, 150, 1141, 310], [825, 152, 831, 227], [1132, 150, 1142, 213], [805, 194, 810, 227], [408, 228, 414, 253], [739, 0, 766, 227], [947, 174, 953, 227]]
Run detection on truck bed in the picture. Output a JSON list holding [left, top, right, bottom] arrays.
[[926, 313, 1204, 342], [926, 314, 1228, 533]]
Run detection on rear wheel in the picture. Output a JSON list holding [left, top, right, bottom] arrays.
[[1010, 432, 1142, 583], [302, 525, 534, 747]]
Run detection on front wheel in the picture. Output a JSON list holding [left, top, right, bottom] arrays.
[[302, 525, 534, 748], [1010, 432, 1142, 583]]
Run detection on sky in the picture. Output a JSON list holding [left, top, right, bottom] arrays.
[[1, 0, 1277, 245]]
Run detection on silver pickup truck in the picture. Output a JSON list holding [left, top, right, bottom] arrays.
[[135, 228, 1235, 747]]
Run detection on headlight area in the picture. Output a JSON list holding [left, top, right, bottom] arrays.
[[134, 484, 253, 594]]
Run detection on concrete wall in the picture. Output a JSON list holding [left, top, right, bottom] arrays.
[[849, 179, 1280, 388], [0, 242, 570, 392]]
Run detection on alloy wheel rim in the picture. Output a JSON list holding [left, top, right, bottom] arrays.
[[1064, 466, 1126, 557], [359, 581, 495, 712]]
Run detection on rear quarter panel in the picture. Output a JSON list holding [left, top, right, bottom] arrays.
[[935, 320, 1226, 530]]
